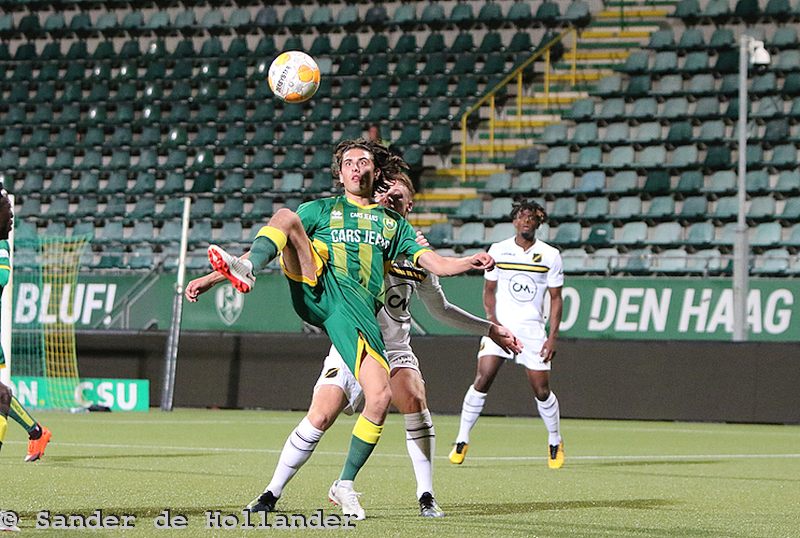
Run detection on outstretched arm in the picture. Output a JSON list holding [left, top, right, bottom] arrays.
[[416, 250, 495, 277], [417, 274, 522, 354]]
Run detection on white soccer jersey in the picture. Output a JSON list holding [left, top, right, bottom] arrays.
[[379, 260, 490, 354], [484, 236, 564, 330]]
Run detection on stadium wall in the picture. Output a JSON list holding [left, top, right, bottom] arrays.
[[75, 331, 800, 424]]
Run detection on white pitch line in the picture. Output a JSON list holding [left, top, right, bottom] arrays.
[[4, 440, 800, 463], [55, 417, 800, 437]]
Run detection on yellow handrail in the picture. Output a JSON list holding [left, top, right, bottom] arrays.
[[459, 28, 578, 182]]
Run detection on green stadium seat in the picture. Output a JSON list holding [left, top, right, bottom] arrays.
[[512, 172, 542, 193], [613, 196, 643, 221], [645, 196, 675, 220], [685, 222, 715, 248], [712, 196, 739, 221], [651, 222, 683, 246], [667, 121, 692, 145], [218, 198, 245, 221], [454, 198, 483, 220], [770, 144, 797, 168], [486, 197, 514, 221], [451, 223, 485, 247], [101, 172, 128, 195], [249, 198, 275, 220], [679, 196, 708, 221], [595, 75, 623, 97], [100, 197, 127, 220], [670, 144, 699, 169], [575, 146, 602, 169], [218, 221, 244, 244], [481, 172, 513, 194], [580, 222, 614, 248], [638, 146, 667, 170], [748, 196, 776, 221], [572, 123, 599, 145], [543, 171, 575, 194], [44, 172, 71, 195], [598, 98, 626, 121], [129, 198, 156, 221], [775, 170, 800, 194], [616, 222, 647, 247], [581, 197, 609, 222], [156, 172, 183, 195], [752, 248, 790, 275], [751, 221, 782, 247], [19, 172, 44, 193], [704, 145, 733, 170], [276, 148, 304, 170], [164, 149, 188, 171], [550, 222, 581, 247]]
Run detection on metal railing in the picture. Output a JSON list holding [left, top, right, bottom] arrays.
[[459, 28, 579, 182]]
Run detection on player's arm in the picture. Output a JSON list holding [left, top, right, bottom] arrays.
[[185, 251, 252, 302], [540, 286, 562, 363], [416, 250, 495, 277], [417, 275, 522, 354]]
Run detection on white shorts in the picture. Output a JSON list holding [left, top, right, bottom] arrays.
[[313, 346, 423, 415], [477, 323, 550, 371]]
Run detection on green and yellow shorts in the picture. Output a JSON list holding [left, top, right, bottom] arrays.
[[281, 238, 389, 380]]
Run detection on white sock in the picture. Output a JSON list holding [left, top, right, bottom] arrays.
[[404, 409, 435, 499], [266, 417, 324, 497], [456, 385, 487, 444], [536, 391, 562, 446]]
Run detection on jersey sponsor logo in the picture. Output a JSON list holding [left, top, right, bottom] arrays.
[[324, 367, 339, 378], [331, 228, 390, 250], [215, 284, 244, 326], [508, 273, 538, 302], [350, 211, 378, 222], [383, 282, 414, 322]]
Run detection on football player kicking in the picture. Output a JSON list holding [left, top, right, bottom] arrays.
[[243, 173, 519, 518], [186, 139, 519, 520]]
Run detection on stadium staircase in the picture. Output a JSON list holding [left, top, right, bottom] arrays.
[[411, 1, 673, 232]]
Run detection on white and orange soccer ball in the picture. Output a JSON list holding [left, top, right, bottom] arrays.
[[268, 51, 321, 104]]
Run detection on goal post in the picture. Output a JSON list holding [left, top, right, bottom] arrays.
[[160, 197, 191, 412]]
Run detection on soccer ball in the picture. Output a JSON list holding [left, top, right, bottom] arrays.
[[268, 51, 321, 104]]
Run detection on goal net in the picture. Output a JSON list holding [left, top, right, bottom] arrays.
[[10, 235, 90, 409]]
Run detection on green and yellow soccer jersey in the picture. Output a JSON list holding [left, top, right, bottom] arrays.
[[0, 239, 9, 367], [296, 196, 430, 307]]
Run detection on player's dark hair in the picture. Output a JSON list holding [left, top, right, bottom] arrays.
[[332, 138, 408, 195], [510, 197, 547, 223]]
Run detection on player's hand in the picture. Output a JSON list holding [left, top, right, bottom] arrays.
[[540, 336, 557, 363], [470, 252, 495, 271], [415, 230, 430, 248], [488, 324, 523, 355], [185, 275, 215, 303]]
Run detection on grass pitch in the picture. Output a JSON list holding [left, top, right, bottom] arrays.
[[2, 409, 799, 537]]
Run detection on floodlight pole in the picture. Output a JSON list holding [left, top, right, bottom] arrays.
[[733, 36, 750, 342]]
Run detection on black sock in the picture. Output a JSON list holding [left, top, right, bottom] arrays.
[[29, 423, 42, 440]]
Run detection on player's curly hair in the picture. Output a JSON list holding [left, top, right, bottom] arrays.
[[331, 138, 409, 195], [510, 196, 547, 223]]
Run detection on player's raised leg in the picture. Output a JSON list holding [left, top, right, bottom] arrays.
[[527, 369, 564, 469], [391, 367, 444, 518], [209, 207, 315, 293], [7, 395, 52, 462], [450, 354, 505, 464]]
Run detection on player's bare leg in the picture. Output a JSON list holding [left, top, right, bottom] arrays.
[[450, 355, 505, 464], [391, 369, 444, 517], [527, 368, 564, 469], [247, 386, 348, 513], [330, 354, 391, 520]]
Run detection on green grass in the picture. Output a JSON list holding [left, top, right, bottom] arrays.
[[3, 410, 800, 537]]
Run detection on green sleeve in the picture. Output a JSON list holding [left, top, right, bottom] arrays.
[[390, 217, 431, 265]]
